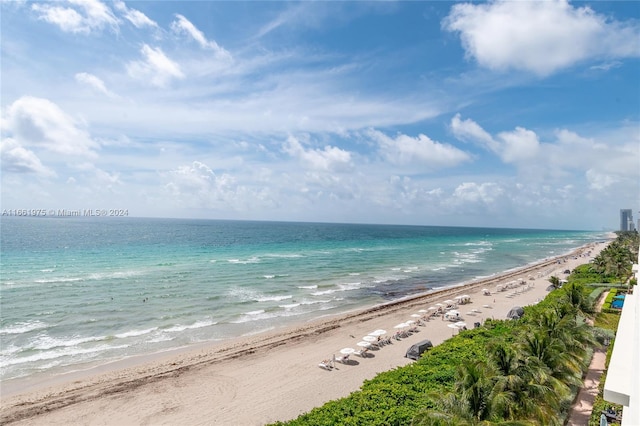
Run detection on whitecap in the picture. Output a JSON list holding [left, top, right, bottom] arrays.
[[255, 295, 292, 302], [34, 277, 83, 284], [165, 320, 217, 333], [32, 335, 107, 351], [115, 327, 158, 339], [0, 320, 48, 335]]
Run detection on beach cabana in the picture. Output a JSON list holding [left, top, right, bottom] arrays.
[[455, 294, 471, 304], [444, 310, 461, 321], [507, 306, 524, 320], [405, 339, 432, 360]]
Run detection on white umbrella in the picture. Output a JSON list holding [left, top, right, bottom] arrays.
[[454, 295, 464, 300], [394, 322, 408, 329], [369, 329, 387, 336], [447, 323, 459, 329], [454, 321, 467, 328], [428, 306, 437, 311], [362, 335, 377, 342], [418, 309, 428, 313], [411, 314, 422, 318], [406, 319, 416, 324], [357, 341, 372, 348], [435, 303, 444, 307], [444, 299, 454, 304], [340, 347, 355, 355]]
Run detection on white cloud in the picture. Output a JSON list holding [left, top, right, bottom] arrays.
[[496, 127, 541, 163], [3, 96, 98, 157], [170, 14, 231, 59], [0, 138, 55, 176], [282, 135, 353, 172], [589, 61, 623, 72], [585, 169, 618, 191], [368, 129, 470, 169], [75, 72, 117, 98], [113, 1, 157, 29], [443, 0, 640, 76], [32, 0, 119, 34], [451, 182, 503, 205], [450, 113, 498, 151], [127, 44, 184, 88], [164, 161, 274, 213], [451, 114, 540, 163]]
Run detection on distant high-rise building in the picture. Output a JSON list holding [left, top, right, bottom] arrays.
[[620, 209, 634, 231]]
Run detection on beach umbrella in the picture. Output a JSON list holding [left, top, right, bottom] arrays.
[[435, 303, 444, 307], [444, 299, 454, 304], [406, 319, 416, 324], [454, 295, 463, 300], [447, 323, 459, 335], [362, 335, 377, 342], [369, 329, 387, 336], [340, 347, 355, 355], [418, 309, 428, 313], [394, 322, 408, 329], [428, 306, 437, 310], [454, 321, 467, 328], [357, 341, 372, 348], [411, 314, 422, 318]]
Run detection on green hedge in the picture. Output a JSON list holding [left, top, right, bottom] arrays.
[[272, 322, 517, 425]]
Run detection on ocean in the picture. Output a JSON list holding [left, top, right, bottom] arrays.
[[0, 217, 606, 383]]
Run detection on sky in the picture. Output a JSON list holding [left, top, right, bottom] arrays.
[[1, 0, 639, 230]]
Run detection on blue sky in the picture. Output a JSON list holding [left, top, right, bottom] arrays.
[[1, 0, 639, 230]]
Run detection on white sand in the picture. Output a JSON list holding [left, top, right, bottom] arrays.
[[0, 241, 609, 426]]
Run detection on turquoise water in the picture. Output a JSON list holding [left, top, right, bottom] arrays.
[[0, 217, 606, 382]]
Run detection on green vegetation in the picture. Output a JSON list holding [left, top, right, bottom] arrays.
[[272, 233, 636, 426], [588, 313, 623, 426], [589, 231, 639, 282]]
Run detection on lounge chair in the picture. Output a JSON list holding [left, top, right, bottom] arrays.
[[354, 348, 369, 357], [318, 361, 332, 370], [336, 354, 350, 364]]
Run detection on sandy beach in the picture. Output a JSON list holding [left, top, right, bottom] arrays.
[[0, 241, 609, 425]]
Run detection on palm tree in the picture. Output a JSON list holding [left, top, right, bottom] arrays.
[[562, 282, 594, 319], [413, 361, 499, 425], [547, 276, 561, 290], [487, 343, 547, 422], [519, 331, 583, 395]]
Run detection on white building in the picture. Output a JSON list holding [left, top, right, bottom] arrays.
[[603, 245, 640, 425]]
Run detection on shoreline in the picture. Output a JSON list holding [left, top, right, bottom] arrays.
[[0, 240, 610, 425]]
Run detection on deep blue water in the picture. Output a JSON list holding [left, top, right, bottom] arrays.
[[0, 217, 606, 381]]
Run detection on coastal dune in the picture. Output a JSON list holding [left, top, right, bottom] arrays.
[[0, 241, 607, 425]]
